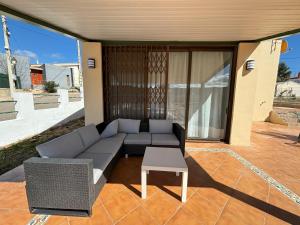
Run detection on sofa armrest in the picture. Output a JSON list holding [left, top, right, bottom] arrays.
[[172, 123, 185, 156], [24, 157, 95, 214]]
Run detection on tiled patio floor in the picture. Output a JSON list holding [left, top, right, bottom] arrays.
[[0, 122, 299, 225], [187, 122, 300, 197]]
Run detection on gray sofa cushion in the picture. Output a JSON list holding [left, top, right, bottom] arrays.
[[86, 133, 126, 155], [149, 119, 173, 134], [124, 132, 151, 145], [77, 152, 113, 184], [36, 131, 84, 158], [100, 120, 118, 139], [118, 118, 140, 134], [151, 134, 180, 146], [77, 124, 100, 148]]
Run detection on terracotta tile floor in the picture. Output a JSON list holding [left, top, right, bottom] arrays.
[[0, 122, 300, 225], [187, 122, 300, 197]]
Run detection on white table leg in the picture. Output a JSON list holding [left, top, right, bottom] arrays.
[[176, 172, 179, 176], [181, 171, 188, 202], [141, 169, 147, 199], [147, 170, 149, 175]]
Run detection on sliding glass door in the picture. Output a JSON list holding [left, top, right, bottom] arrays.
[[167, 52, 189, 128], [187, 51, 233, 140], [167, 50, 233, 140], [103, 45, 234, 141]]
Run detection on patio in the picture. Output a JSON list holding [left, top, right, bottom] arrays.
[[0, 122, 299, 225]]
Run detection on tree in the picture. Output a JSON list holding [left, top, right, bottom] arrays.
[[44, 81, 59, 93], [277, 62, 291, 82]]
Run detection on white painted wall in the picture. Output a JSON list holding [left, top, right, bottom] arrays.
[[0, 89, 84, 148], [275, 80, 300, 97]]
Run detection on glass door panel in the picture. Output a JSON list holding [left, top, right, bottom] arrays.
[[167, 52, 189, 128], [187, 51, 233, 140]]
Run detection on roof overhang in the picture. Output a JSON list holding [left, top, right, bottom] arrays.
[[1, 0, 300, 42]]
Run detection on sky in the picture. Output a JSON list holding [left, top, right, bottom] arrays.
[[0, 16, 78, 64], [279, 33, 300, 78]]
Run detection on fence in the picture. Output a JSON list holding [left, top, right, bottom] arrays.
[[0, 89, 84, 148]]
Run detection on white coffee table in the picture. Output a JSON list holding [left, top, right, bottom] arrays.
[[141, 147, 188, 202]]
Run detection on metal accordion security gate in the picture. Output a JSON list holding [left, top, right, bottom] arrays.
[[103, 45, 169, 121]]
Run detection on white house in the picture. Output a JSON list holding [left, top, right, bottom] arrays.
[[276, 75, 300, 97]]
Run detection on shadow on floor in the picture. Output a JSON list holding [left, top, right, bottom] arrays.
[[253, 130, 299, 143], [108, 155, 300, 224]]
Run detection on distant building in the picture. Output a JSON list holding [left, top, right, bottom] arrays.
[[0, 53, 31, 89], [52, 63, 81, 88], [30, 63, 81, 89], [30, 65, 44, 89], [290, 72, 300, 80], [275, 73, 300, 97]]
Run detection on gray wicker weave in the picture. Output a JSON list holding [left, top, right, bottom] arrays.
[[24, 144, 122, 217], [24, 158, 95, 216]]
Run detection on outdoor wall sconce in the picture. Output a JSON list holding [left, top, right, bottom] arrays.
[[246, 59, 255, 71], [88, 58, 96, 69]]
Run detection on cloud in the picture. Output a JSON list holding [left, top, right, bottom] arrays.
[[14, 49, 38, 59], [50, 53, 63, 59]]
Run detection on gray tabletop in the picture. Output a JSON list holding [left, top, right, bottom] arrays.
[[142, 147, 188, 172]]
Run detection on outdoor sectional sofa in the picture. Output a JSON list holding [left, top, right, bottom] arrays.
[[24, 118, 185, 216]]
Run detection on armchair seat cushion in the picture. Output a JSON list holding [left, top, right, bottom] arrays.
[[86, 133, 126, 155], [124, 132, 151, 145], [77, 152, 113, 184], [151, 134, 180, 146]]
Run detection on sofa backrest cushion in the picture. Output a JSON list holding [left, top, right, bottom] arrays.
[[118, 118, 140, 134], [36, 131, 84, 158], [77, 124, 100, 148], [149, 119, 173, 134], [100, 119, 118, 139]]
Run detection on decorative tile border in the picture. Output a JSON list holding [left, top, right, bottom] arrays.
[[186, 147, 300, 206], [27, 215, 50, 225]]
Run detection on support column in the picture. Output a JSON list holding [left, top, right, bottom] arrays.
[[229, 42, 260, 146], [82, 42, 104, 125], [229, 40, 281, 146]]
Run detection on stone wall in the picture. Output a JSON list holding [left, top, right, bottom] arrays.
[[273, 107, 300, 127]]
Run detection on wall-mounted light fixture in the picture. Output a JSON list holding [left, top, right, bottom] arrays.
[[246, 59, 255, 71], [87, 58, 96, 69]]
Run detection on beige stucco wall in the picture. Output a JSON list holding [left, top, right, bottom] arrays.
[[229, 42, 259, 146], [229, 40, 281, 146], [252, 40, 282, 121], [82, 42, 104, 125]]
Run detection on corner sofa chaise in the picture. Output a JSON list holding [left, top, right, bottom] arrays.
[[24, 119, 185, 216]]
